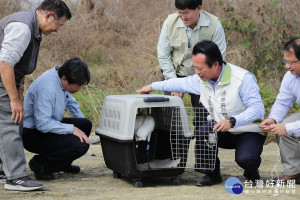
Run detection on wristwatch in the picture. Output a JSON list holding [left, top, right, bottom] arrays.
[[226, 117, 236, 128], [229, 117, 236, 128], [17, 84, 24, 90]]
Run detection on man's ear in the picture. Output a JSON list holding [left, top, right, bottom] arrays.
[[61, 75, 67, 82], [44, 12, 54, 22], [197, 5, 202, 11], [213, 61, 220, 68]]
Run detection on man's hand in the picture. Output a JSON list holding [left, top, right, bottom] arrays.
[[171, 92, 183, 98], [11, 87, 25, 123], [136, 84, 153, 94], [10, 99, 24, 124], [259, 118, 276, 133], [269, 123, 287, 136], [213, 119, 231, 132], [73, 127, 90, 144], [0, 62, 23, 124]]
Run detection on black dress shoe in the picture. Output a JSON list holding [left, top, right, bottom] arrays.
[[62, 165, 80, 174], [196, 173, 222, 186], [244, 170, 261, 185], [29, 159, 55, 181]]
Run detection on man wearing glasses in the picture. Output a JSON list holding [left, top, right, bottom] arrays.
[[138, 40, 266, 187], [0, 0, 71, 191], [157, 0, 226, 110], [260, 38, 300, 184]]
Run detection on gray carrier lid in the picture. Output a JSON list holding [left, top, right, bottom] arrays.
[[95, 94, 186, 141]]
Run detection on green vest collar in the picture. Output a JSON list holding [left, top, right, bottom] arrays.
[[219, 64, 231, 85], [202, 64, 231, 86]]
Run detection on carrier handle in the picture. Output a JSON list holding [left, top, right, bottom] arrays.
[[143, 97, 170, 102]]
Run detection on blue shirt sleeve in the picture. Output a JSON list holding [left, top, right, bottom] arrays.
[[66, 92, 85, 118], [268, 72, 300, 137], [152, 72, 264, 127], [234, 73, 265, 126], [32, 89, 74, 134], [152, 74, 201, 95], [268, 73, 294, 123]]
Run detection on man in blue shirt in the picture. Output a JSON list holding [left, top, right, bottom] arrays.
[[260, 38, 300, 183], [22, 58, 92, 181], [138, 41, 266, 186]]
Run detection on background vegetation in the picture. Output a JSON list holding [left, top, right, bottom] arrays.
[[1, 0, 300, 133]]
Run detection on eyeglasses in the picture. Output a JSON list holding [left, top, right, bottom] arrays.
[[176, 10, 194, 17], [282, 58, 300, 66]]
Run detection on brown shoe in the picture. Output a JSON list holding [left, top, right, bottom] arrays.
[[273, 173, 300, 183]]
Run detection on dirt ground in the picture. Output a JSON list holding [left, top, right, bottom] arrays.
[[0, 133, 299, 200]]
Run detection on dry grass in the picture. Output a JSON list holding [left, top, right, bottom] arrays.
[[32, 0, 300, 91], [0, 0, 22, 19], [1, 0, 300, 127]]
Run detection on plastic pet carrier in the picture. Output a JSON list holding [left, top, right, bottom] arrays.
[[95, 94, 191, 187], [95, 94, 217, 187]]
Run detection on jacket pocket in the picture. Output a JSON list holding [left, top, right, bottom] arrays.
[[170, 40, 182, 49]]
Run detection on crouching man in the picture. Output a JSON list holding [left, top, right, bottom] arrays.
[[137, 41, 266, 186], [260, 38, 300, 184], [22, 57, 92, 180]]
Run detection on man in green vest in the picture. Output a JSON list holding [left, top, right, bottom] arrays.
[[138, 40, 265, 187], [157, 0, 226, 109]]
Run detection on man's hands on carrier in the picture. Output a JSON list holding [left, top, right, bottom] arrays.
[[137, 84, 153, 94], [137, 84, 184, 98], [73, 127, 90, 144]]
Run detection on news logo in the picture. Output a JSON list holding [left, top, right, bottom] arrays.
[[225, 177, 243, 194]]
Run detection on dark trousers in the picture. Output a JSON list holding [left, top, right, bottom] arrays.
[[195, 122, 266, 178], [22, 118, 92, 173]]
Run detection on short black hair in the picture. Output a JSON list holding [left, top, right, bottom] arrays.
[[175, 0, 202, 10], [192, 40, 224, 67], [37, 0, 72, 20], [58, 57, 90, 85], [283, 37, 300, 60]]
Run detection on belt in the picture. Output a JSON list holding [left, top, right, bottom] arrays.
[[23, 128, 37, 132]]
